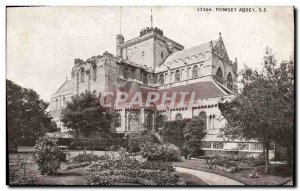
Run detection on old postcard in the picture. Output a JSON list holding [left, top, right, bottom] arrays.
[[6, 6, 294, 186]]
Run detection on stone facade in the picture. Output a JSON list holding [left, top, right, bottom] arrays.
[[50, 27, 264, 154]]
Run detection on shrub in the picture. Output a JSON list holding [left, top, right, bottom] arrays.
[[71, 153, 109, 163], [9, 161, 37, 185], [141, 143, 181, 162], [66, 161, 91, 169], [33, 136, 67, 175], [126, 132, 157, 153], [162, 117, 206, 158], [69, 138, 127, 151]]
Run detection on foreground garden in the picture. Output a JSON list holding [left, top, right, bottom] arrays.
[[9, 134, 293, 186]]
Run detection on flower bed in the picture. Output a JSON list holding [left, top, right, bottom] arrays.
[[85, 154, 181, 185], [200, 154, 265, 173], [141, 143, 181, 162]]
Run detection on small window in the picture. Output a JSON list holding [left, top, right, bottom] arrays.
[[142, 51, 145, 57], [213, 142, 224, 149], [192, 65, 199, 79], [92, 64, 97, 80], [161, 51, 163, 58], [175, 70, 180, 81], [80, 68, 85, 83], [202, 142, 212, 149], [159, 74, 164, 85], [175, 113, 182, 120], [114, 114, 121, 128]]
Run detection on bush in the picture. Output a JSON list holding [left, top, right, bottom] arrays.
[[141, 143, 181, 162], [9, 161, 37, 185], [71, 153, 109, 163], [202, 154, 265, 173], [85, 154, 180, 185], [69, 138, 127, 151], [161, 117, 206, 158], [33, 136, 67, 175], [126, 132, 157, 153], [66, 162, 91, 169]]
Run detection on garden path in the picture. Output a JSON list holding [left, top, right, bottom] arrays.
[[175, 167, 244, 185]]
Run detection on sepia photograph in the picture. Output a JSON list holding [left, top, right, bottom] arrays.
[[6, 6, 294, 186]]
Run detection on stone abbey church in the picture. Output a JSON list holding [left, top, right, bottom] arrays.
[[50, 27, 265, 154]]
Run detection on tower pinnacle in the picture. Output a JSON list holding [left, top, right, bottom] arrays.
[[151, 8, 153, 28]]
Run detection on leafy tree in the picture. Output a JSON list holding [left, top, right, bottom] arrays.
[[61, 92, 113, 138], [219, 48, 294, 173], [182, 117, 206, 159], [7, 80, 57, 150]]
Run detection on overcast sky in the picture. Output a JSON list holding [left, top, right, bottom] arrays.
[[7, 6, 294, 102]]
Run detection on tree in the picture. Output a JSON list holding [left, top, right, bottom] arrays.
[[7, 80, 57, 150], [218, 48, 294, 173], [182, 117, 206, 159], [61, 92, 113, 138]]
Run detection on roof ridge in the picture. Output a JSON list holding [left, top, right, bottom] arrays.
[[55, 80, 70, 94]]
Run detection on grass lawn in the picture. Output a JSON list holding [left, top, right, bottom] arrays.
[[173, 159, 293, 185]]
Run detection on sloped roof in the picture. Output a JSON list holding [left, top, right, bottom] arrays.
[[55, 80, 73, 94], [155, 39, 218, 72], [113, 80, 227, 108]]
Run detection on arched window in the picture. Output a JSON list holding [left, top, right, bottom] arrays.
[[124, 68, 129, 79], [165, 73, 168, 82], [145, 112, 153, 131], [159, 74, 164, 85], [91, 64, 97, 80], [114, 113, 121, 128], [143, 72, 148, 85], [216, 67, 223, 84], [128, 111, 140, 131], [175, 113, 183, 121], [56, 99, 58, 109], [80, 68, 85, 83], [181, 69, 184, 79], [156, 115, 165, 131], [171, 72, 174, 82], [192, 65, 199, 79], [227, 73, 233, 90], [175, 70, 180, 82], [199, 111, 207, 130]]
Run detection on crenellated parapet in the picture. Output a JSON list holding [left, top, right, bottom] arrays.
[[140, 27, 163, 37]]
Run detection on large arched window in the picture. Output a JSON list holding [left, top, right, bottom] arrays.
[[128, 111, 140, 131], [124, 68, 129, 79], [55, 99, 58, 110], [91, 64, 97, 80], [114, 113, 121, 128], [80, 68, 85, 83], [145, 112, 153, 131], [227, 73, 233, 90], [159, 74, 164, 85], [199, 111, 207, 130], [216, 67, 223, 84], [156, 115, 165, 131], [175, 70, 181, 82], [175, 113, 183, 121], [192, 65, 199, 79]]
